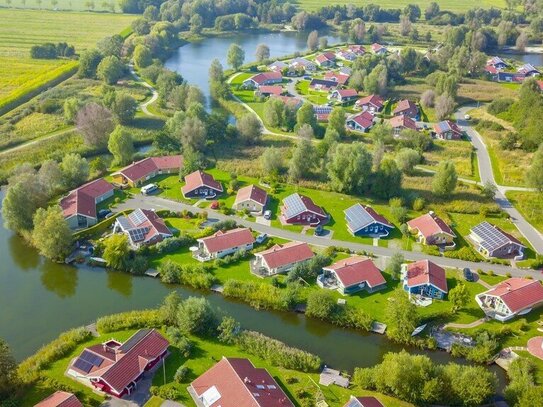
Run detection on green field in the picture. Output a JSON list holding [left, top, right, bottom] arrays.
[[294, 0, 507, 12], [0, 8, 134, 111]]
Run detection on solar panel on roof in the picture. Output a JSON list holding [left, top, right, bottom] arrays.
[[472, 222, 509, 251], [116, 216, 131, 230], [73, 358, 93, 373], [118, 329, 151, 353], [80, 350, 104, 366], [313, 106, 333, 114], [345, 204, 374, 232], [128, 209, 147, 226], [283, 194, 307, 218]]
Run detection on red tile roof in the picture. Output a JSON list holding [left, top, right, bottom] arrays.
[[407, 212, 455, 239], [405, 260, 448, 293], [70, 329, 169, 395], [433, 120, 463, 136], [256, 241, 314, 269], [393, 99, 418, 115], [325, 257, 386, 288], [389, 115, 417, 131], [364, 205, 393, 227], [191, 357, 294, 407], [257, 86, 283, 95], [349, 112, 374, 129], [355, 94, 384, 110], [482, 278, 543, 313], [199, 228, 255, 254], [35, 392, 83, 407], [371, 43, 385, 52], [485, 65, 498, 75], [335, 89, 358, 98], [248, 71, 282, 85], [316, 52, 336, 63], [115, 155, 182, 183], [344, 396, 385, 407], [234, 185, 268, 206], [181, 170, 223, 196], [60, 178, 114, 219], [271, 95, 303, 108], [324, 71, 350, 85]]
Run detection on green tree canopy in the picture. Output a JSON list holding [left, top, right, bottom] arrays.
[[32, 206, 73, 261], [327, 143, 372, 194], [432, 160, 457, 197], [102, 233, 131, 271], [108, 126, 135, 166], [227, 43, 245, 70]]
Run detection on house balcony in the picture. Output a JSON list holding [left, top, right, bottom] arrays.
[[192, 250, 212, 262], [317, 274, 338, 290], [249, 259, 269, 278]]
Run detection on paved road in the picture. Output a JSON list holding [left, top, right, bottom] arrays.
[[0, 126, 75, 156], [116, 194, 542, 280], [129, 65, 159, 117], [455, 105, 543, 254]]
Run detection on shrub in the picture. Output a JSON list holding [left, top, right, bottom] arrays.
[[223, 279, 300, 311], [150, 235, 195, 255], [174, 365, 190, 383], [443, 247, 480, 262], [487, 98, 514, 115], [96, 309, 164, 333], [158, 260, 216, 289]]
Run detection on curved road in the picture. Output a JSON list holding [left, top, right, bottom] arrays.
[[455, 105, 543, 255], [129, 64, 159, 117]]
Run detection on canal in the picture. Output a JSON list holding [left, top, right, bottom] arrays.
[[0, 191, 506, 388]]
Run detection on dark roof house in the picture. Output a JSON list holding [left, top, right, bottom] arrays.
[[280, 193, 327, 226], [469, 221, 526, 259], [114, 208, 172, 247], [433, 120, 463, 140], [344, 203, 393, 237], [181, 170, 223, 199]]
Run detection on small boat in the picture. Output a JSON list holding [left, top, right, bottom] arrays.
[[411, 323, 427, 336]]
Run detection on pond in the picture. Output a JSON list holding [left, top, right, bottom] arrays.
[[0, 191, 506, 391], [497, 51, 543, 67], [165, 30, 343, 103]]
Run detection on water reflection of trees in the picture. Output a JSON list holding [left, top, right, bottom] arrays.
[[7, 235, 40, 270], [40, 261, 78, 298], [107, 270, 132, 297]]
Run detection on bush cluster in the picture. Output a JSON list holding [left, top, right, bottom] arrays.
[[158, 260, 216, 289], [223, 279, 301, 311], [213, 249, 250, 267], [95, 309, 164, 333]]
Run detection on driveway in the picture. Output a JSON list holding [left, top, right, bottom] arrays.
[[116, 195, 542, 280], [455, 105, 543, 254]]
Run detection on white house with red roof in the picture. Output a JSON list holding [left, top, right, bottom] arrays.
[[407, 211, 456, 248], [344, 203, 393, 237], [476, 278, 543, 321], [268, 60, 288, 72], [393, 99, 419, 119], [324, 71, 350, 86], [113, 208, 173, 248], [35, 392, 83, 407], [232, 185, 268, 213], [371, 43, 387, 55], [290, 57, 317, 72], [243, 71, 283, 88], [252, 241, 314, 277], [389, 115, 418, 135], [344, 396, 384, 407], [195, 228, 255, 261], [67, 329, 169, 398], [181, 170, 223, 199], [486, 56, 507, 70], [189, 357, 294, 407], [335, 49, 358, 61], [354, 94, 384, 113], [315, 52, 336, 67], [517, 63, 541, 77], [468, 221, 526, 260], [60, 179, 115, 229], [433, 120, 463, 140], [280, 193, 328, 226], [318, 256, 387, 295], [346, 111, 374, 132], [255, 85, 284, 97], [329, 88, 358, 104], [112, 155, 182, 187], [402, 259, 448, 299]]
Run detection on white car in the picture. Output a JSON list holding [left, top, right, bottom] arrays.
[[263, 210, 272, 220], [464, 114, 471, 120], [255, 234, 268, 244], [141, 183, 158, 195]]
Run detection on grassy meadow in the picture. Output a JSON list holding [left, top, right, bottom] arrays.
[[294, 0, 507, 12], [0, 8, 134, 112]]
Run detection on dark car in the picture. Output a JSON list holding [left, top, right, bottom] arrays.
[[463, 268, 475, 282], [98, 209, 111, 219], [315, 225, 324, 236]]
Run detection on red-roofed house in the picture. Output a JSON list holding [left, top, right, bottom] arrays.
[[189, 357, 294, 407], [256, 86, 284, 97], [315, 52, 336, 67], [60, 179, 115, 229], [402, 260, 448, 299], [271, 95, 304, 110], [243, 72, 283, 88], [181, 170, 223, 199], [346, 111, 374, 132], [112, 155, 182, 187], [433, 120, 463, 140], [318, 256, 387, 295], [252, 241, 314, 277], [371, 43, 387, 55], [67, 329, 169, 398], [344, 395, 384, 407], [280, 193, 328, 226], [393, 99, 419, 119], [195, 228, 255, 261], [468, 221, 526, 259], [232, 185, 268, 213], [35, 392, 83, 407], [389, 115, 418, 135], [324, 71, 350, 86], [354, 94, 384, 114], [407, 211, 456, 248], [113, 208, 173, 248], [476, 278, 543, 321], [329, 88, 358, 104]]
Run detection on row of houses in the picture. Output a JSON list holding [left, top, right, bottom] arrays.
[[485, 56, 541, 83]]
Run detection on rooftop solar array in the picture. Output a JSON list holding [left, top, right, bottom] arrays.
[[116, 216, 131, 230], [313, 106, 333, 114], [118, 328, 151, 353], [128, 227, 148, 243], [73, 358, 93, 373], [472, 222, 510, 251], [283, 193, 307, 218], [345, 204, 374, 232], [73, 350, 104, 373], [128, 209, 147, 226]]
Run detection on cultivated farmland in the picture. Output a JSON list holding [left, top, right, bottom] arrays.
[[0, 9, 135, 112], [295, 0, 507, 12]]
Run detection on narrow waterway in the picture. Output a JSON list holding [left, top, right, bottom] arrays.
[[0, 191, 506, 390]]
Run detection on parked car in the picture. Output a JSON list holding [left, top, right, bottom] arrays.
[[105, 212, 115, 219], [315, 225, 324, 236], [263, 210, 272, 220], [255, 233, 268, 244], [141, 183, 158, 195], [303, 75, 312, 80], [210, 200, 219, 209], [463, 268, 475, 282], [464, 114, 471, 120], [98, 209, 111, 219]]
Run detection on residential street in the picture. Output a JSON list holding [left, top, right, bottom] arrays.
[[116, 194, 542, 280], [455, 105, 543, 254]]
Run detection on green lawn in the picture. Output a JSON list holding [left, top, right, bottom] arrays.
[[295, 0, 506, 12], [506, 191, 543, 234]]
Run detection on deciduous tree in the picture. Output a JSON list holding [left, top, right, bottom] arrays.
[[108, 126, 135, 166], [449, 282, 470, 313], [255, 43, 270, 62], [526, 143, 543, 191], [395, 148, 420, 174], [432, 160, 457, 197], [0, 338, 17, 399], [102, 233, 130, 271], [327, 143, 372, 194], [177, 297, 217, 335], [112, 92, 137, 124], [32, 206, 73, 261], [97, 55, 124, 85], [307, 30, 318, 51], [227, 43, 245, 70], [288, 129, 315, 182], [60, 153, 89, 189], [236, 113, 262, 145], [77, 48, 102, 78], [75, 102, 114, 147], [260, 147, 283, 177]]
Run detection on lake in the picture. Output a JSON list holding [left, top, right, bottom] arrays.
[[497, 51, 543, 67], [165, 30, 343, 102], [0, 190, 506, 389]]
